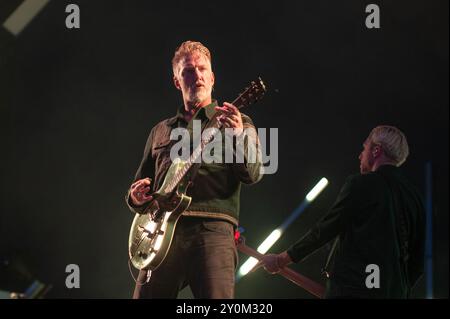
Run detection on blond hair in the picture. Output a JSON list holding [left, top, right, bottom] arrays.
[[368, 125, 409, 166], [172, 41, 212, 75]]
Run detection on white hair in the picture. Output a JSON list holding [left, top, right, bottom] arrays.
[[368, 125, 409, 166]]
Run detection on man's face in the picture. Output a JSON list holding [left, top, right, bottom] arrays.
[[174, 52, 214, 106], [359, 139, 375, 174]]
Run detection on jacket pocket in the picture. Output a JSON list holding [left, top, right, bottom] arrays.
[[152, 139, 173, 164], [201, 220, 234, 236], [153, 139, 172, 151]]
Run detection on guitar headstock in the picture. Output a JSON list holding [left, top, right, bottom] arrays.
[[233, 77, 266, 109]]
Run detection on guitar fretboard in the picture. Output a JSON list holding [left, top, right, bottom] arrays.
[[164, 96, 247, 194]]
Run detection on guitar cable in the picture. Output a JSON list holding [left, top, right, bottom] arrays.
[[128, 258, 152, 285]]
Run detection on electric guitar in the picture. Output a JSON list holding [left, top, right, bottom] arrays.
[[128, 78, 266, 271]]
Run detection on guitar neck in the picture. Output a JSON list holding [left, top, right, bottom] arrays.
[[164, 78, 266, 194], [164, 94, 248, 194], [236, 242, 325, 299], [164, 115, 223, 194]]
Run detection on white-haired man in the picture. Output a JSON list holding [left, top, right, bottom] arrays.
[[125, 41, 262, 298], [256, 125, 425, 298]]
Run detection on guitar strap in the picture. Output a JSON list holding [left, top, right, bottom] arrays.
[[181, 105, 221, 186], [321, 237, 339, 278]]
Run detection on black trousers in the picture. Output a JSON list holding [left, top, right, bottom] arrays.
[[133, 216, 238, 299]]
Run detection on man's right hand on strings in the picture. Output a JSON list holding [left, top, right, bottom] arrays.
[[130, 177, 153, 206]]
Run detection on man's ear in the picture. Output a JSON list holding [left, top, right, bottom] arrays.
[[173, 75, 181, 91], [372, 145, 381, 157], [211, 71, 215, 87]]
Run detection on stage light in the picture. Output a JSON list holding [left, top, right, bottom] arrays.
[[306, 177, 329, 202], [238, 257, 258, 276], [238, 178, 329, 279], [3, 0, 50, 36], [238, 228, 283, 276], [257, 229, 282, 254]]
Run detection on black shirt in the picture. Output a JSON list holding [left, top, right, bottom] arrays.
[[287, 165, 425, 298]]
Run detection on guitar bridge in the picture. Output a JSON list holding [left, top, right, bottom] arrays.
[[138, 225, 152, 234]]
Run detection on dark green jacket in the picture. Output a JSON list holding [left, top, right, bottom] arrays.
[[125, 101, 263, 226], [287, 165, 425, 298]]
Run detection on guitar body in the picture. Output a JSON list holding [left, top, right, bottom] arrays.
[[128, 159, 192, 271]]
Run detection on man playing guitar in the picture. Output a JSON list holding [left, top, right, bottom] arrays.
[[126, 41, 263, 299]]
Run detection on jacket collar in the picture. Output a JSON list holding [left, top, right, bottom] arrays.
[[167, 100, 218, 126]]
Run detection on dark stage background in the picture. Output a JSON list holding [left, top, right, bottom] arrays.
[[0, 0, 448, 298]]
